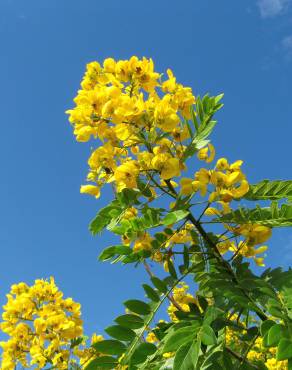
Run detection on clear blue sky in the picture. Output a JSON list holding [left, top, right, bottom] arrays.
[[0, 0, 291, 337]]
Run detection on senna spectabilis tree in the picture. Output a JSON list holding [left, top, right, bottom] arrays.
[[1, 56, 292, 369]]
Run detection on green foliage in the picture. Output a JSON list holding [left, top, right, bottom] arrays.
[[98, 245, 132, 261], [277, 339, 292, 361], [162, 210, 189, 226], [91, 340, 126, 356], [200, 324, 217, 346], [183, 94, 224, 161], [173, 340, 200, 370], [89, 200, 123, 235], [162, 325, 199, 353], [142, 284, 161, 302], [114, 314, 145, 329], [105, 325, 136, 341], [123, 300, 151, 315], [217, 203, 292, 227], [83, 92, 292, 370], [84, 356, 117, 369], [245, 180, 292, 201]]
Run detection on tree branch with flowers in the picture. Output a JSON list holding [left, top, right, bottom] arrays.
[[1, 56, 292, 369]]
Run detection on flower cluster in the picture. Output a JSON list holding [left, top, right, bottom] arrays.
[[226, 316, 288, 370], [66, 56, 195, 197], [66, 56, 273, 267], [181, 155, 249, 212], [167, 283, 198, 322], [216, 223, 271, 266], [0, 278, 102, 370], [247, 337, 288, 370]]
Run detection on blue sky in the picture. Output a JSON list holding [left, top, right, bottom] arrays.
[[0, 0, 291, 337]]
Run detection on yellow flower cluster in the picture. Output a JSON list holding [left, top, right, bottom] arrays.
[[66, 56, 195, 197], [167, 283, 198, 322], [217, 223, 271, 266], [226, 316, 287, 369], [67, 56, 270, 268], [181, 156, 249, 209], [164, 224, 194, 248], [120, 223, 196, 267], [0, 278, 86, 370], [247, 337, 288, 369]]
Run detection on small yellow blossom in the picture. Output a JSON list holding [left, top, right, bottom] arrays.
[[197, 144, 216, 163], [80, 185, 100, 198]]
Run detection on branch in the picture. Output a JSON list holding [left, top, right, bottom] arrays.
[[163, 181, 268, 322], [143, 261, 185, 312], [226, 347, 261, 369]]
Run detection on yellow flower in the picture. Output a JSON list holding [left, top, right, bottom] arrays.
[[162, 69, 177, 93], [195, 168, 210, 184], [133, 233, 153, 253], [216, 157, 229, 170], [91, 333, 104, 344], [197, 144, 216, 163], [236, 224, 272, 246], [230, 160, 243, 171], [74, 125, 96, 142], [232, 179, 249, 198], [114, 161, 139, 191], [180, 178, 193, 195], [172, 125, 190, 142], [0, 278, 84, 369], [204, 207, 220, 216], [103, 57, 116, 72], [152, 154, 180, 179], [225, 171, 243, 186], [146, 332, 158, 344], [80, 185, 100, 199]]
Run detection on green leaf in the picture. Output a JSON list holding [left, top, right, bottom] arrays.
[[115, 314, 144, 329], [151, 277, 168, 294], [162, 325, 199, 353], [245, 180, 292, 201], [92, 340, 126, 355], [162, 210, 189, 226], [214, 93, 224, 104], [222, 350, 235, 370], [116, 188, 140, 207], [183, 246, 190, 270], [268, 306, 285, 319], [217, 203, 292, 227], [201, 347, 223, 370], [70, 337, 84, 349], [85, 356, 117, 369], [194, 120, 217, 144], [204, 306, 222, 326], [200, 325, 217, 346], [190, 106, 199, 131], [260, 320, 275, 336], [277, 338, 292, 360], [167, 260, 178, 279], [143, 284, 160, 302], [137, 179, 153, 197], [124, 299, 151, 315], [105, 325, 135, 341], [197, 295, 208, 312], [131, 343, 157, 365], [98, 245, 132, 261], [89, 201, 122, 235], [267, 324, 285, 347], [173, 340, 199, 370]]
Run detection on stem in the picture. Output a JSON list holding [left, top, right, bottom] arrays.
[[143, 261, 184, 312], [226, 347, 260, 369]]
